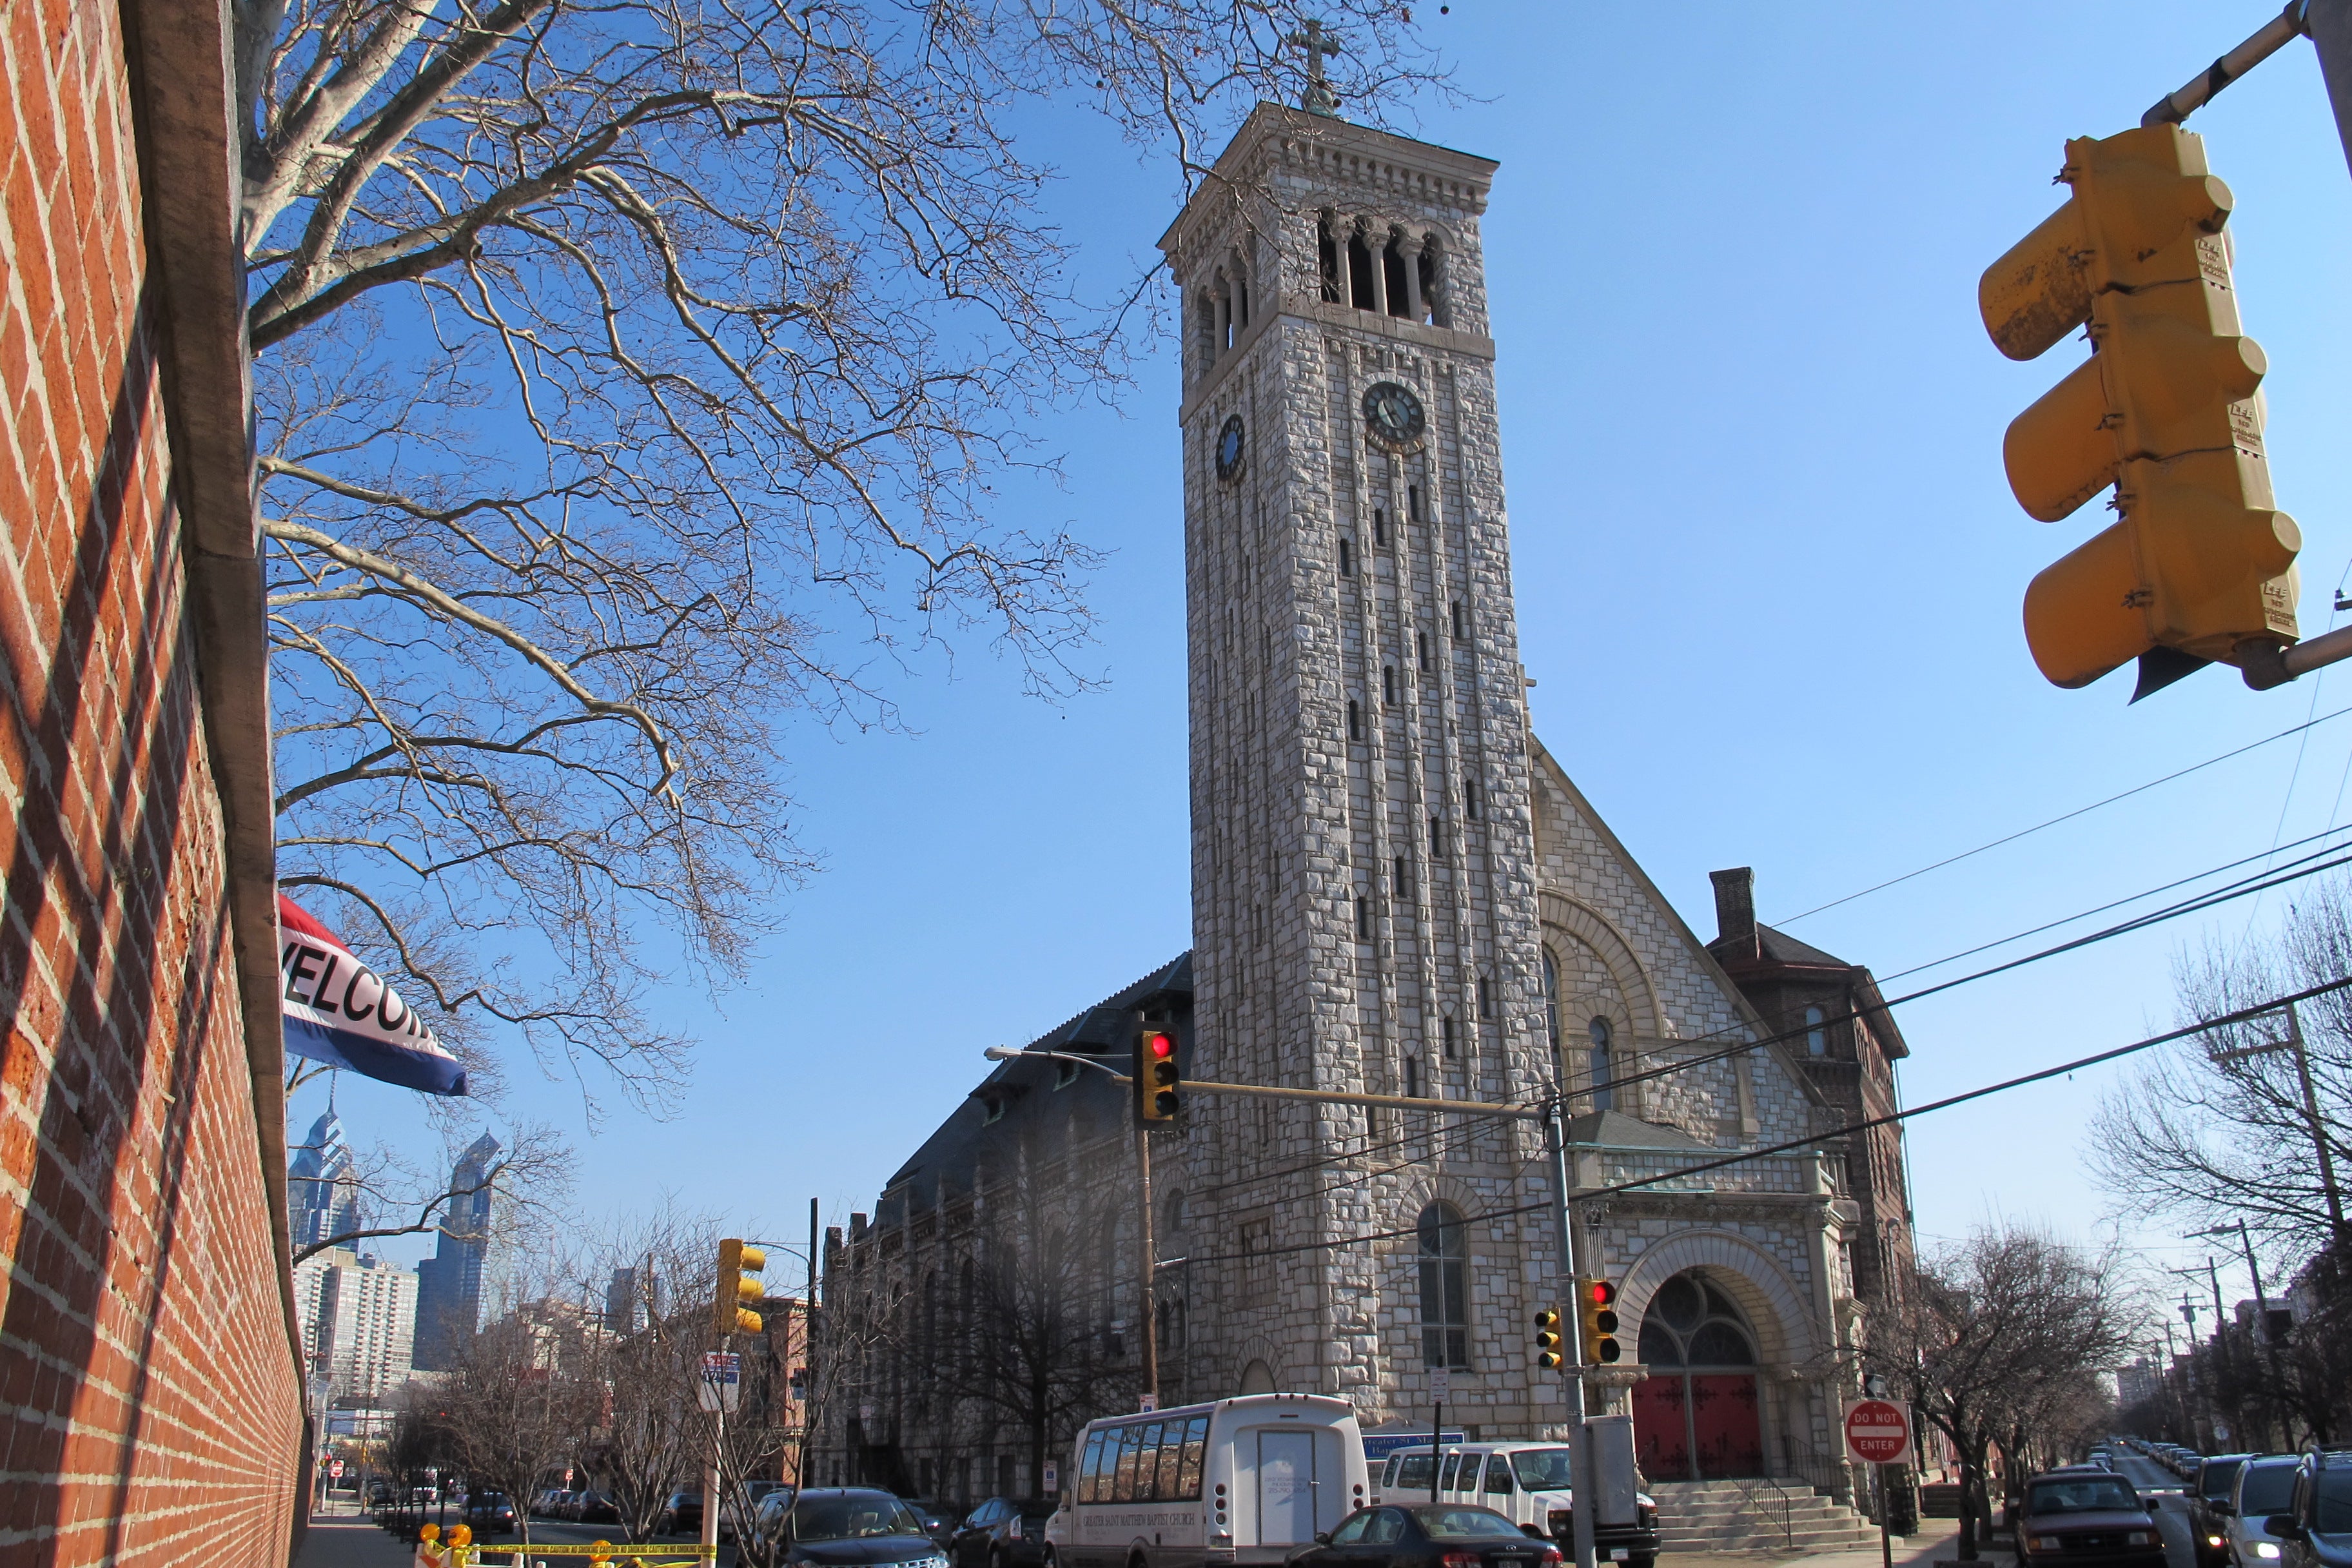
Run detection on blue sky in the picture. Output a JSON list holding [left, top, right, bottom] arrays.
[[297, 0, 2352, 1318]]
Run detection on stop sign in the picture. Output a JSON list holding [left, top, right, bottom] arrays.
[[329, 1461, 344, 1478], [1843, 1398, 1913, 1465]]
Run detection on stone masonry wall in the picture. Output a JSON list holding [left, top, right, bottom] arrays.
[[0, 0, 305, 1558]]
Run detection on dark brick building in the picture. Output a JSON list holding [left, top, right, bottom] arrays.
[[1707, 868, 1916, 1309]]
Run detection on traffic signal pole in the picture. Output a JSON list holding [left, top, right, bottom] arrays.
[[1545, 1101, 1601, 1568], [1137, 1122, 1161, 1411], [2141, 0, 2352, 187]]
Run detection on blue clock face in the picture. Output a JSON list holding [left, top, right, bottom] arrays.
[[1215, 414, 1246, 480]]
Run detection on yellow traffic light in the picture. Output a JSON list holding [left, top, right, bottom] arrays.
[[1981, 123, 2298, 698], [1533, 1308, 1564, 1370], [714, 1238, 767, 1337], [1135, 1025, 1181, 1123], [1578, 1279, 1620, 1366]]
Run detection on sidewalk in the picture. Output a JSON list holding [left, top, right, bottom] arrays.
[[293, 1502, 418, 1568], [1663, 1521, 2016, 1568]]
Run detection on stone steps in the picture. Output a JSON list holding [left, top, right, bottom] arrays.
[[1648, 1479, 1882, 1553]]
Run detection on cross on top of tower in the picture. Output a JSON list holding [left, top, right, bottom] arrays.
[[1286, 17, 1344, 119]]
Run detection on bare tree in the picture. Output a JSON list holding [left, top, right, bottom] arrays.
[[567, 1208, 718, 1542], [1867, 1224, 2133, 1561], [2088, 881, 2352, 1259], [429, 1294, 607, 1547], [239, 0, 1447, 1113]]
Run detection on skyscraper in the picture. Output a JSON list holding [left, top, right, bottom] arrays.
[[288, 1102, 362, 1251], [293, 1246, 419, 1406], [410, 1130, 501, 1370]]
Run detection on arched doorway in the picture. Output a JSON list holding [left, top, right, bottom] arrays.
[[1630, 1271, 1765, 1480]]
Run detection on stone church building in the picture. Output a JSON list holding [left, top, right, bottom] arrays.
[[816, 103, 1912, 1515]]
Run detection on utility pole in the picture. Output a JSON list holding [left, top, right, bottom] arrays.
[[1547, 1102, 1599, 1568], [2208, 1004, 2346, 1243]]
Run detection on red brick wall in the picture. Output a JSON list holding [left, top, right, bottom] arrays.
[[0, 0, 304, 1557]]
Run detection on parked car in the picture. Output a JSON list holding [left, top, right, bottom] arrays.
[[662, 1491, 703, 1536], [2014, 1469, 2167, 1568], [899, 1498, 955, 1547], [2260, 1450, 2352, 1568], [952, 1497, 1059, 1568], [1284, 1504, 1565, 1568], [749, 1489, 798, 1558], [725, 1482, 790, 1542], [2226, 1456, 2304, 1568], [767, 1488, 948, 1568], [529, 1490, 562, 1519], [463, 1493, 518, 1536], [2192, 1458, 2258, 1568], [1372, 1442, 1661, 1568], [575, 1491, 622, 1526]]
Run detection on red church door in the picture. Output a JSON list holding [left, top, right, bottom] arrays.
[[1632, 1271, 1770, 1482], [1631, 1375, 1689, 1480], [1689, 1374, 1765, 1479]]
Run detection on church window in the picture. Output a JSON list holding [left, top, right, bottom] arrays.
[[1417, 630, 1430, 671], [1477, 974, 1493, 1020], [1636, 1271, 1758, 1369], [1373, 508, 1387, 546], [1055, 1059, 1081, 1089], [1589, 1016, 1615, 1112], [1441, 1015, 1457, 1058], [1416, 1202, 1469, 1369], [1393, 856, 1408, 897], [1542, 949, 1560, 1051], [1451, 600, 1465, 639], [1429, 814, 1444, 857], [1805, 1005, 1827, 1055], [1383, 665, 1396, 704], [1318, 216, 1343, 304], [1355, 895, 1370, 940], [1348, 229, 1377, 311], [1347, 699, 1361, 740], [1338, 537, 1353, 576], [1403, 1055, 1420, 1099], [1465, 778, 1481, 819], [1409, 484, 1422, 522]]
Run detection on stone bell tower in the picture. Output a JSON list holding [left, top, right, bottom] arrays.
[[1157, 103, 1561, 1429]]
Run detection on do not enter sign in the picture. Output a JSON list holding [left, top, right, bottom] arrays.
[[1843, 1398, 1913, 1465]]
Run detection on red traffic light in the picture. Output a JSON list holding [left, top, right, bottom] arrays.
[[1146, 1030, 1175, 1061], [1582, 1279, 1616, 1308]]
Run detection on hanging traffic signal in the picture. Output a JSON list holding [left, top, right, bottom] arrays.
[[1578, 1279, 1620, 1365], [713, 1238, 767, 1337], [1981, 123, 2298, 699], [1134, 1024, 1181, 1123], [1533, 1308, 1565, 1370]]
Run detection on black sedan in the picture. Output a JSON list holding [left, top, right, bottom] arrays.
[[663, 1491, 704, 1536], [2016, 1471, 2168, 1568], [950, 1497, 1057, 1568], [771, 1488, 951, 1568], [462, 1493, 518, 1536], [1289, 1505, 1563, 1568]]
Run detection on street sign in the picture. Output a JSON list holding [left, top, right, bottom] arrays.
[[1431, 1368, 1451, 1402], [330, 1460, 344, 1478], [1139, 1393, 1158, 1412], [1043, 1462, 1059, 1496], [1843, 1398, 1913, 1466], [699, 1351, 742, 1413]]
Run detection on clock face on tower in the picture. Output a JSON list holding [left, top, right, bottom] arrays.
[[1362, 381, 1426, 449], [1215, 413, 1246, 481]]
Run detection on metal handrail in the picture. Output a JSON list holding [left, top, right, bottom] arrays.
[[1730, 1476, 1796, 1548]]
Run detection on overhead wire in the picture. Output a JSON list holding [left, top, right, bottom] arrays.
[[1173, 972, 2352, 1268], [1774, 703, 2352, 927]]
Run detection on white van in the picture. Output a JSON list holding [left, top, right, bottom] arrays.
[[1369, 1443, 1660, 1568], [1045, 1395, 1369, 1568]]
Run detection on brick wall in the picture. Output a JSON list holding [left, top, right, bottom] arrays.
[[0, 0, 304, 1558]]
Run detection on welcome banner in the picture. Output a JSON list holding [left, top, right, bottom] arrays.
[[278, 894, 468, 1097]]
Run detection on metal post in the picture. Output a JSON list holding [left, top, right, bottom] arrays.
[[1432, 1400, 1444, 1507], [2309, 0, 2352, 179], [705, 1367, 723, 1557], [2204, 1259, 2242, 1447], [1547, 1101, 1598, 1568], [1137, 1124, 1160, 1409], [1878, 1464, 1893, 1568]]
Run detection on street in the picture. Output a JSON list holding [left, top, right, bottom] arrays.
[[2104, 1452, 2202, 1568]]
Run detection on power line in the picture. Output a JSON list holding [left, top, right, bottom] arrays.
[[1180, 973, 2352, 1268], [1776, 705, 2352, 926]]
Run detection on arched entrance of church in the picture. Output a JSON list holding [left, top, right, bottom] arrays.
[[1630, 1270, 1765, 1480]]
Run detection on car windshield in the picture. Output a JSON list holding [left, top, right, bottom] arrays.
[[2317, 1471, 2352, 1538], [2202, 1460, 2246, 1500], [1511, 1450, 1576, 1492], [1414, 1507, 1525, 1540], [794, 1496, 927, 1542], [2240, 1467, 2298, 1517], [2028, 1479, 2142, 1516]]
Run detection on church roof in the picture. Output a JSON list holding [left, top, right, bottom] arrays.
[[1752, 922, 1850, 970]]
